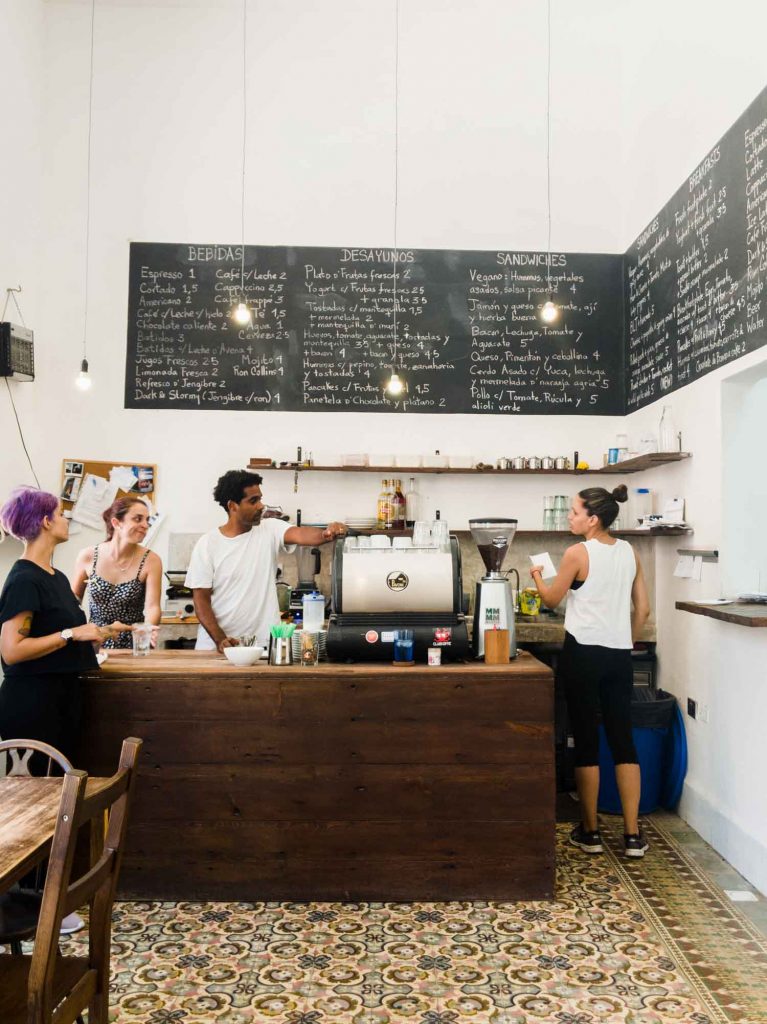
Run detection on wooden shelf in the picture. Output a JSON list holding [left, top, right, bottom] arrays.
[[254, 453, 691, 476], [344, 527, 691, 537], [676, 601, 767, 627]]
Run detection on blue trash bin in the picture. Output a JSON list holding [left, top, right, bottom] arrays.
[[597, 688, 677, 815]]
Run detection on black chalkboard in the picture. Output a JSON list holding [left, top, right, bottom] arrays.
[[625, 82, 767, 410], [125, 243, 624, 415]]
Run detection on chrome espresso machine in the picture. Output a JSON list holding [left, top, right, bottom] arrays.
[[326, 534, 470, 662]]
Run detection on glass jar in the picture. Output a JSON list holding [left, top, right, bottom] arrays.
[[658, 406, 677, 453]]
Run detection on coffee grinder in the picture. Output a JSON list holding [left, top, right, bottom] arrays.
[[470, 517, 518, 659], [289, 546, 323, 615]]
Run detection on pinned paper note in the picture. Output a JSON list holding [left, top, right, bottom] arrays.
[[71, 473, 118, 530], [110, 465, 139, 491], [673, 555, 694, 578], [530, 552, 557, 579], [691, 555, 704, 581]]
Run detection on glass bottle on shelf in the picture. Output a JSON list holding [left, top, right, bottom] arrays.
[[377, 479, 394, 529], [392, 479, 406, 529], [658, 406, 677, 453], [404, 477, 420, 528]]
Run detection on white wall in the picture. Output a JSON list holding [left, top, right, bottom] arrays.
[[617, 0, 767, 896], [3, 0, 627, 581], [2, 0, 767, 889], [0, 0, 44, 492]]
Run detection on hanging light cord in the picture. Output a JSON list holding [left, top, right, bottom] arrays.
[[545, 0, 553, 297], [391, 0, 400, 370], [1, 288, 41, 488], [240, 0, 248, 300], [82, 0, 96, 364]]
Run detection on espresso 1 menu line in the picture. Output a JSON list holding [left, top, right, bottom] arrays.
[[126, 243, 624, 415]]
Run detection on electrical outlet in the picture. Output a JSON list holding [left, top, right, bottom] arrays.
[[687, 698, 697, 719], [698, 704, 710, 723]]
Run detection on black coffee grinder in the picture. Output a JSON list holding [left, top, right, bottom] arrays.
[[470, 518, 519, 659]]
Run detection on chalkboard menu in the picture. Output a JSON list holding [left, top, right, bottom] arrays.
[[625, 83, 767, 410], [126, 243, 624, 415]]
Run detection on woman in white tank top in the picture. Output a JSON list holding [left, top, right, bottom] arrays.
[[530, 485, 651, 859]]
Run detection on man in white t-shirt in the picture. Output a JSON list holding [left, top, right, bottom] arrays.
[[186, 469, 347, 652]]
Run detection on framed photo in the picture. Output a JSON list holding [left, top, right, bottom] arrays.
[[60, 475, 82, 502], [64, 461, 84, 477]]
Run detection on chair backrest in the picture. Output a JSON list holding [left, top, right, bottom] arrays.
[[0, 739, 73, 778], [25, 737, 143, 1024]]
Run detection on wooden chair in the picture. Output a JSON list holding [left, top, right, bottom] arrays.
[[0, 736, 142, 1024], [0, 740, 74, 955]]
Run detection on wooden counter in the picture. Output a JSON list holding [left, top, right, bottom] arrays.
[[79, 650, 554, 902]]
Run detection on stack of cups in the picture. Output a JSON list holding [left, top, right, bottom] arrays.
[[554, 495, 569, 531], [542, 496, 555, 531]]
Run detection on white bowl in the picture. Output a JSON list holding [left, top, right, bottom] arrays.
[[224, 646, 264, 666]]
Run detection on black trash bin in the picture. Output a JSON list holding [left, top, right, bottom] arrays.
[[598, 687, 676, 814]]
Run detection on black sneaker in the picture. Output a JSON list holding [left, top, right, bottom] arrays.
[[569, 824, 603, 854], [624, 831, 649, 858]]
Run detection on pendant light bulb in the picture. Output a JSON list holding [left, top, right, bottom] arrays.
[[75, 357, 92, 391], [540, 298, 558, 324], [384, 370, 405, 397], [233, 301, 252, 326]]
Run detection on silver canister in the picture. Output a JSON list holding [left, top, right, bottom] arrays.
[[526, 456, 542, 470], [554, 456, 568, 470], [496, 457, 511, 470], [510, 456, 526, 470], [269, 636, 293, 665], [541, 456, 555, 469]]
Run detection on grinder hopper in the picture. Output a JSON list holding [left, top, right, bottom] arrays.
[[469, 518, 518, 577]]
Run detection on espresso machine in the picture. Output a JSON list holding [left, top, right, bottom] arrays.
[[470, 518, 518, 659], [326, 536, 470, 662]]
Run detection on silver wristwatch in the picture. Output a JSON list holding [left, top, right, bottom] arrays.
[[60, 628, 74, 643]]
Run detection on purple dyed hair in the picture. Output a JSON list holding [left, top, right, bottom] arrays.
[[0, 487, 59, 542]]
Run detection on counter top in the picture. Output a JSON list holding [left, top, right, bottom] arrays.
[[515, 615, 656, 644], [675, 601, 767, 627], [95, 648, 549, 678]]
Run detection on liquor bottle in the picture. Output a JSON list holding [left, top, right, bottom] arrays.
[[377, 479, 394, 529], [392, 479, 406, 529], [404, 477, 419, 528]]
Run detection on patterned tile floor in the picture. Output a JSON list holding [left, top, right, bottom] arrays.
[[58, 813, 767, 1024]]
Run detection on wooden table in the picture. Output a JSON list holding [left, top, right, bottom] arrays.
[[80, 650, 554, 901], [0, 776, 114, 891]]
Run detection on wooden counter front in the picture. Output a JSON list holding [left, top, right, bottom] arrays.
[[80, 651, 554, 901]]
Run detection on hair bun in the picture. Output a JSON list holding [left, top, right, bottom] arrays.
[[612, 484, 628, 503]]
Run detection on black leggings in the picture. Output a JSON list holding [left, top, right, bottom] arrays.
[[0, 672, 83, 771], [559, 632, 637, 768]]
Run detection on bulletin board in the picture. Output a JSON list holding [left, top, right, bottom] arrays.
[[59, 459, 157, 508]]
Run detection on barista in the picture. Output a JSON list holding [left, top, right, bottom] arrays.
[[187, 469, 346, 652]]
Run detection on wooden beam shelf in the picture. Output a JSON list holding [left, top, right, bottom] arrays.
[[252, 453, 691, 476]]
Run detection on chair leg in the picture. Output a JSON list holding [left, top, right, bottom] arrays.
[[11, 939, 22, 954]]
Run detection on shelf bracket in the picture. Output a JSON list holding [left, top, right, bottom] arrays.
[[677, 548, 718, 562]]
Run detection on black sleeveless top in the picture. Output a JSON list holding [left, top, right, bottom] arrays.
[[88, 546, 149, 649]]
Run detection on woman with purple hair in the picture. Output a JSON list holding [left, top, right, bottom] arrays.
[[0, 487, 131, 763]]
